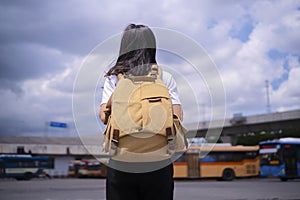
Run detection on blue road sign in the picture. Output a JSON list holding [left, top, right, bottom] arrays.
[[50, 121, 67, 128]]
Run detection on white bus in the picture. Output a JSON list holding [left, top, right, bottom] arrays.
[[0, 154, 53, 180]]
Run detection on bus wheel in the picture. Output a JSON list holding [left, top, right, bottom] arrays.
[[24, 172, 33, 180], [222, 169, 235, 181], [280, 177, 288, 182]]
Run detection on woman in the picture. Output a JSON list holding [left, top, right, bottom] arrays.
[[100, 24, 182, 200]]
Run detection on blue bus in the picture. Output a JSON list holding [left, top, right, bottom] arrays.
[[0, 154, 54, 180], [259, 137, 300, 181]]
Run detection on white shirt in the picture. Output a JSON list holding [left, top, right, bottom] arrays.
[[101, 71, 181, 105]]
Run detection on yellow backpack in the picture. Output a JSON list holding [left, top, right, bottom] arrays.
[[103, 65, 187, 162]]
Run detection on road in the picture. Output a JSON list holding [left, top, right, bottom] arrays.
[[0, 178, 299, 200]]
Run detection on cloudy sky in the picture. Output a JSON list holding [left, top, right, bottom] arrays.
[[0, 0, 299, 137]]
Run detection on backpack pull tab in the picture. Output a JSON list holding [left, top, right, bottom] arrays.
[[110, 129, 119, 156], [112, 129, 119, 144], [166, 127, 176, 155]]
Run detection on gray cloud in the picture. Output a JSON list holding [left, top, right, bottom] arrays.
[[0, 1, 105, 54], [0, 0, 299, 137]]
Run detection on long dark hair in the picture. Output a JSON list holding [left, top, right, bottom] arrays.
[[106, 24, 157, 76]]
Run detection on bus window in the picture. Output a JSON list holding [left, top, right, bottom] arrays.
[[297, 150, 300, 162], [201, 155, 215, 162], [245, 151, 258, 159], [231, 152, 244, 162], [208, 152, 244, 162]]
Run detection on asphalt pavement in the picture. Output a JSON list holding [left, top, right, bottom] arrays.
[[0, 177, 299, 200]]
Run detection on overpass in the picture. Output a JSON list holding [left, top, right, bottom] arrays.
[[186, 109, 300, 144]]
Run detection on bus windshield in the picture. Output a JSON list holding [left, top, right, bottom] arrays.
[[260, 152, 281, 165], [259, 143, 281, 165]]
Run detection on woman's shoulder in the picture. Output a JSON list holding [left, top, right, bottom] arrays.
[[161, 70, 174, 84], [106, 74, 118, 82], [103, 75, 119, 89]]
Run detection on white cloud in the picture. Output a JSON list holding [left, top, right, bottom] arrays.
[[272, 56, 300, 111], [0, 0, 299, 136], [203, 0, 300, 117]]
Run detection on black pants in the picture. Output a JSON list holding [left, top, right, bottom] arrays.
[[106, 164, 174, 200]]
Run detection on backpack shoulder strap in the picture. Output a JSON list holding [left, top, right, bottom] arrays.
[[117, 73, 124, 80], [116, 65, 162, 82], [150, 64, 162, 79]]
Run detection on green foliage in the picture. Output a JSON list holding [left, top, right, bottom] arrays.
[[236, 129, 300, 145]]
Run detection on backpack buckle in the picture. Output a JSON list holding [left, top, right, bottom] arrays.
[[111, 129, 119, 146]]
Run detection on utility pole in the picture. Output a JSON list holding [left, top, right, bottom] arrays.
[[265, 80, 271, 113]]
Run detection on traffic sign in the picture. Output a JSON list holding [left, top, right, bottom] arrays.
[[50, 121, 67, 128]]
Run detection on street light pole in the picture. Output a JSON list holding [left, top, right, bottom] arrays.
[[265, 80, 271, 113]]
